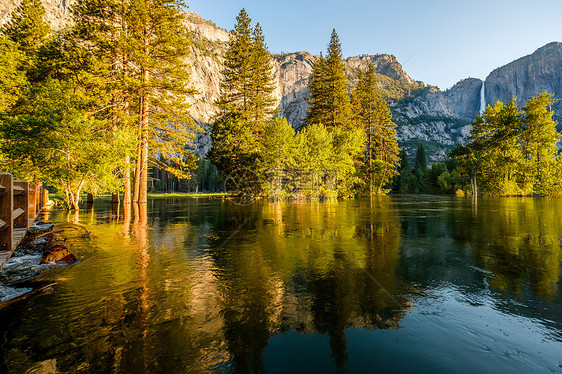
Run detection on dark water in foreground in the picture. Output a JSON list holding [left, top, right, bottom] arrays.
[[0, 196, 561, 373]]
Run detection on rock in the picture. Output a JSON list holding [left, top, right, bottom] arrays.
[[27, 221, 55, 235], [16, 222, 55, 254], [485, 42, 562, 112], [41, 245, 75, 263], [41, 233, 76, 263]]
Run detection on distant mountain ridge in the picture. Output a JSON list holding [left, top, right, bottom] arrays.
[[2, 0, 561, 160]]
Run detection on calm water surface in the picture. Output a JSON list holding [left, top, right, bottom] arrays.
[[0, 196, 561, 373]]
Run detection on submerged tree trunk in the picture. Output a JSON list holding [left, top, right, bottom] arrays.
[[133, 142, 141, 203], [472, 176, 478, 196], [123, 155, 132, 204], [66, 179, 85, 211], [138, 81, 149, 204], [134, 19, 150, 204]]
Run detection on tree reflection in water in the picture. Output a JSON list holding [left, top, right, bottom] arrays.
[[0, 197, 560, 373]]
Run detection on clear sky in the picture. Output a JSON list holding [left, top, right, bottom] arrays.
[[186, 0, 562, 90]]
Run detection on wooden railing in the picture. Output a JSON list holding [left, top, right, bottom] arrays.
[[0, 172, 48, 270]]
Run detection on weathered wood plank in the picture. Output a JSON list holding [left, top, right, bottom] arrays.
[[13, 181, 29, 229], [13, 228, 26, 249], [12, 208, 25, 220], [12, 186, 25, 195], [0, 173, 13, 254]]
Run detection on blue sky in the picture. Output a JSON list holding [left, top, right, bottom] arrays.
[[186, 0, 562, 90]]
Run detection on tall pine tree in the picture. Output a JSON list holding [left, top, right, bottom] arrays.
[[305, 29, 351, 130], [351, 64, 400, 195], [210, 9, 276, 181], [72, 0, 136, 203], [249, 23, 277, 131], [304, 53, 328, 128], [125, 0, 198, 203]]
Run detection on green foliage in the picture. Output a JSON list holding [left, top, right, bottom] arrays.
[[303, 53, 328, 128], [305, 29, 352, 130], [0, 79, 128, 209], [414, 143, 427, 170], [457, 93, 561, 196], [0, 0, 197, 207], [126, 0, 198, 176], [351, 64, 400, 195], [209, 116, 260, 185], [249, 23, 277, 126], [331, 127, 365, 197], [249, 120, 364, 200], [259, 117, 297, 200], [211, 9, 277, 185], [0, 0, 50, 55], [296, 123, 336, 199], [392, 149, 410, 193], [0, 36, 27, 116], [520, 92, 561, 195], [71, 0, 198, 203], [424, 161, 469, 194], [406, 144, 427, 193], [215, 8, 276, 128], [293, 124, 363, 199]]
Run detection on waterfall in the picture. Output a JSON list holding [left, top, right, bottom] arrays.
[[480, 81, 486, 114]]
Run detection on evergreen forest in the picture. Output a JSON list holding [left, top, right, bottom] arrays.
[[1, 3, 561, 209]]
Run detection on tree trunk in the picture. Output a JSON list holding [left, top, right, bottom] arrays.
[[138, 84, 149, 203], [133, 139, 142, 203], [136, 19, 150, 204], [368, 124, 373, 196], [123, 155, 132, 204]]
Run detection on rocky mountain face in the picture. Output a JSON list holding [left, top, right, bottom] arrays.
[[394, 42, 562, 159], [485, 42, 562, 116], [0, 0, 72, 29], [2, 1, 562, 161]]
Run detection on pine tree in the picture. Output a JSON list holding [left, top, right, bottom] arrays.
[[412, 144, 427, 192], [351, 64, 400, 195], [414, 143, 427, 170], [393, 149, 411, 193], [125, 0, 198, 203], [0, 36, 27, 116], [216, 8, 254, 122], [304, 53, 328, 127], [305, 29, 351, 130], [210, 9, 276, 182], [1, 0, 50, 55], [249, 23, 277, 131], [72, 0, 136, 203]]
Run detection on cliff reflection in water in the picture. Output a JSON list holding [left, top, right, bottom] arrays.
[[0, 197, 561, 373]]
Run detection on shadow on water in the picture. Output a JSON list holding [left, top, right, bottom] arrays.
[[0, 196, 560, 373]]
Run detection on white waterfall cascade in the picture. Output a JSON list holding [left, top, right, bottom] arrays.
[[480, 81, 486, 114]]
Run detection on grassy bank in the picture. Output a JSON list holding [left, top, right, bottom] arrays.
[[49, 192, 226, 201]]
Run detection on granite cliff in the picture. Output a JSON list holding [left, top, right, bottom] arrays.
[[485, 42, 562, 117]]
